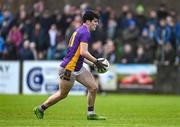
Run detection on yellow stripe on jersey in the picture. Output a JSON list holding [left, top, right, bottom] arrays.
[[65, 46, 80, 71], [80, 42, 88, 45], [69, 32, 77, 47]]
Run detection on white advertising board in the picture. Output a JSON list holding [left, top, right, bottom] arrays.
[[23, 61, 87, 95], [0, 61, 20, 94]]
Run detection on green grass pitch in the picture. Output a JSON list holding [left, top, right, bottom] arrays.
[[0, 94, 180, 127]]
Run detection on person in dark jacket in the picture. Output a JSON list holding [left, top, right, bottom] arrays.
[[18, 40, 34, 60]]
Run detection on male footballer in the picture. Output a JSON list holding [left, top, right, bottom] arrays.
[[33, 10, 107, 120]]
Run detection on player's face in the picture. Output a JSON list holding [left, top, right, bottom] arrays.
[[90, 18, 99, 31]]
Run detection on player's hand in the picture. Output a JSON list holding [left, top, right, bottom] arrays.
[[93, 58, 108, 71]]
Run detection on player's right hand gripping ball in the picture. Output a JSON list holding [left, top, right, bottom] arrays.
[[94, 58, 110, 73]]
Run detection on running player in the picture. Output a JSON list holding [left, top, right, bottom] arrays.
[[33, 10, 107, 120]]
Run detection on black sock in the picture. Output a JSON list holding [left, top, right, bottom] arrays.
[[88, 106, 94, 111], [39, 104, 48, 112]]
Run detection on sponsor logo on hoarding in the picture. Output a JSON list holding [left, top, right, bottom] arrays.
[[27, 67, 44, 92]]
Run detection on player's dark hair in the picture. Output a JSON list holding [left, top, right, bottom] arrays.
[[82, 10, 99, 23]]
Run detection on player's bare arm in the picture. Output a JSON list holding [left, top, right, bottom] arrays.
[[80, 42, 96, 63], [80, 43, 107, 71], [84, 58, 94, 66]]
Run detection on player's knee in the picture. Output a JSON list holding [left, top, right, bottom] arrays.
[[89, 85, 98, 93], [60, 93, 68, 99]]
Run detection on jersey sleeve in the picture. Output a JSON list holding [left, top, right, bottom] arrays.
[[79, 32, 90, 45]]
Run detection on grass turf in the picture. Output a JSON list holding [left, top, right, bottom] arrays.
[[0, 94, 180, 127]]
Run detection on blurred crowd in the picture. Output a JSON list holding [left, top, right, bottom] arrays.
[[0, 1, 179, 65]]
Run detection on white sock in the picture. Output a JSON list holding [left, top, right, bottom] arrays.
[[87, 111, 95, 115]]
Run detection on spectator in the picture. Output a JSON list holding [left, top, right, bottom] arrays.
[[58, 4, 74, 36], [47, 24, 58, 60], [7, 24, 23, 49], [122, 20, 139, 49], [90, 40, 103, 58], [37, 51, 45, 60], [0, 10, 4, 28], [157, 43, 176, 65], [137, 28, 156, 62], [147, 10, 158, 26], [166, 16, 176, 48], [107, 11, 117, 39], [21, 18, 33, 40], [31, 23, 45, 51], [18, 40, 34, 60], [155, 19, 174, 63], [155, 19, 172, 45], [40, 10, 52, 35], [103, 39, 116, 63], [91, 21, 106, 43], [121, 44, 135, 63], [114, 38, 124, 63], [175, 21, 180, 64], [169, 9, 177, 19], [33, 0, 44, 14], [55, 12, 62, 32], [3, 38, 17, 60], [30, 42, 38, 60], [148, 23, 156, 39], [100, 6, 112, 31], [117, 5, 130, 31], [65, 15, 81, 43], [2, 8, 13, 28], [135, 2, 147, 32], [0, 33, 5, 59], [15, 4, 27, 25], [157, 3, 168, 20], [53, 41, 67, 60], [0, 9, 12, 39], [135, 46, 148, 63]]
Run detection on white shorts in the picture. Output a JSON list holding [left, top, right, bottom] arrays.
[[59, 66, 85, 82]]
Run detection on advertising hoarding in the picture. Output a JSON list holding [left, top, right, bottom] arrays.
[[112, 64, 157, 90], [23, 61, 86, 95], [0, 61, 20, 94]]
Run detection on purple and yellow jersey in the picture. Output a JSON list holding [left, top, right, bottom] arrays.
[[60, 25, 90, 71]]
